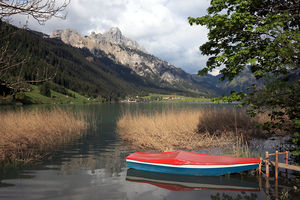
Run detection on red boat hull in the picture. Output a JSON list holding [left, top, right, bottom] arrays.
[[126, 151, 260, 176]]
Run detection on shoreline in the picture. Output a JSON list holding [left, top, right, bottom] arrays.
[[0, 109, 87, 165], [116, 108, 274, 157]]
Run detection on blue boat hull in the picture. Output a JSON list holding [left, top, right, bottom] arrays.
[[126, 161, 259, 176]]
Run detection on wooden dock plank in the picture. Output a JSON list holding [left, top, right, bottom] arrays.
[[270, 161, 300, 171]]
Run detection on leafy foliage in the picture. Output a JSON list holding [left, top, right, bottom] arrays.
[[189, 0, 299, 80], [293, 119, 300, 156], [14, 91, 27, 103], [189, 0, 300, 153], [39, 82, 51, 97]]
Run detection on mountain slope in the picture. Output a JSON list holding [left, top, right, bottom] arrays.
[[1, 23, 256, 100], [50, 28, 222, 97], [52, 27, 259, 96], [1, 24, 171, 99], [2, 24, 224, 100]]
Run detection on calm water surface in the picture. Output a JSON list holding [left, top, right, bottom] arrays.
[[0, 103, 299, 200]]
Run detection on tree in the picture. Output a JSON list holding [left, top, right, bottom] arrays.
[[0, 0, 69, 95], [189, 0, 300, 153], [39, 82, 51, 97], [0, 0, 69, 24]]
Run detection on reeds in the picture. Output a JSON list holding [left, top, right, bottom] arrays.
[[116, 108, 262, 152], [0, 109, 87, 164], [197, 108, 260, 137]]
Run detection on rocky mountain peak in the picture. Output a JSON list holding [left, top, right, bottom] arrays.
[[50, 29, 86, 48], [51, 29, 78, 39], [105, 27, 122, 36], [50, 27, 146, 52], [49, 27, 222, 96], [99, 27, 146, 52], [102, 27, 123, 44], [90, 31, 102, 40]]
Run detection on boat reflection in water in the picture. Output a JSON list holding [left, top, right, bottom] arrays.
[[126, 168, 260, 192]]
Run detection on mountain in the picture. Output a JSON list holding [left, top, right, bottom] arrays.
[[1, 23, 223, 100], [50, 28, 222, 97], [51, 28, 147, 53], [215, 67, 258, 94], [1, 23, 256, 101], [1, 24, 169, 100]]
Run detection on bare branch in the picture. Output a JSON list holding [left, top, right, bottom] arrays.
[[0, 1, 69, 96], [0, 0, 70, 24]]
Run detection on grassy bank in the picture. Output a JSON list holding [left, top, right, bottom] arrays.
[[0, 85, 94, 105], [0, 109, 87, 165], [25, 85, 91, 104], [116, 108, 267, 153]]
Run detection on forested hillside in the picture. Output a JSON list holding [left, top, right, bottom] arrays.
[[1, 23, 196, 100], [1, 23, 258, 102]]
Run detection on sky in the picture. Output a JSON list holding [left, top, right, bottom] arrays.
[[11, 0, 219, 75]]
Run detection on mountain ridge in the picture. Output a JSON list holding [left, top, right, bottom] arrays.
[[50, 27, 222, 96], [1, 23, 223, 101], [1, 23, 256, 101]]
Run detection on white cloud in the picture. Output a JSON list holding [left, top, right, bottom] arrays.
[[167, 0, 210, 17], [119, 1, 177, 39], [10, 0, 216, 75]]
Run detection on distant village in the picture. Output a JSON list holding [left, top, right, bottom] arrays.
[[121, 96, 182, 103]]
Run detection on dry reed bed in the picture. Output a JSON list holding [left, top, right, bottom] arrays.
[[116, 108, 263, 152], [0, 109, 87, 164]]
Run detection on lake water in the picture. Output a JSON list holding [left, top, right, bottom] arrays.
[[0, 103, 299, 200]]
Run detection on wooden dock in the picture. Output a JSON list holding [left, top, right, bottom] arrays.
[[261, 151, 300, 180], [270, 161, 300, 171], [258, 150, 300, 200]]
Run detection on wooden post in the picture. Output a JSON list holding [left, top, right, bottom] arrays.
[[259, 157, 262, 176], [275, 150, 278, 180], [258, 175, 262, 191], [265, 177, 270, 200], [275, 179, 279, 200], [285, 151, 288, 178], [265, 151, 269, 178]]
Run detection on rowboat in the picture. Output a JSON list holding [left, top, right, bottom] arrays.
[[126, 168, 260, 192], [126, 151, 260, 176]]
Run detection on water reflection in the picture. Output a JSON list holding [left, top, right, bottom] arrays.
[[59, 145, 128, 177], [0, 103, 299, 200], [126, 169, 260, 192]]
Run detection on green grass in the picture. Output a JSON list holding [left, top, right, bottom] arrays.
[[25, 85, 92, 104], [143, 93, 212, 102]]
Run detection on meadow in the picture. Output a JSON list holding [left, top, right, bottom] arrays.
[[25, 85, 91, 104]]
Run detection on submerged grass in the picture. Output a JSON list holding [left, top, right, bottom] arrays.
[[0, 109, 87, 165], [116, 108, 266, 154]]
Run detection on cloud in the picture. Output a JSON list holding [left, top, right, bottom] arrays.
[[167, 0, 210, 17], [10, 0, 214, 75]]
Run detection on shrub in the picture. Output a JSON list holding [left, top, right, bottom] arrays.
[[39, 82, 51, 97]]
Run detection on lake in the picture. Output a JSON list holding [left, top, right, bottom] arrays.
[[0, 103, 298, 200]]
